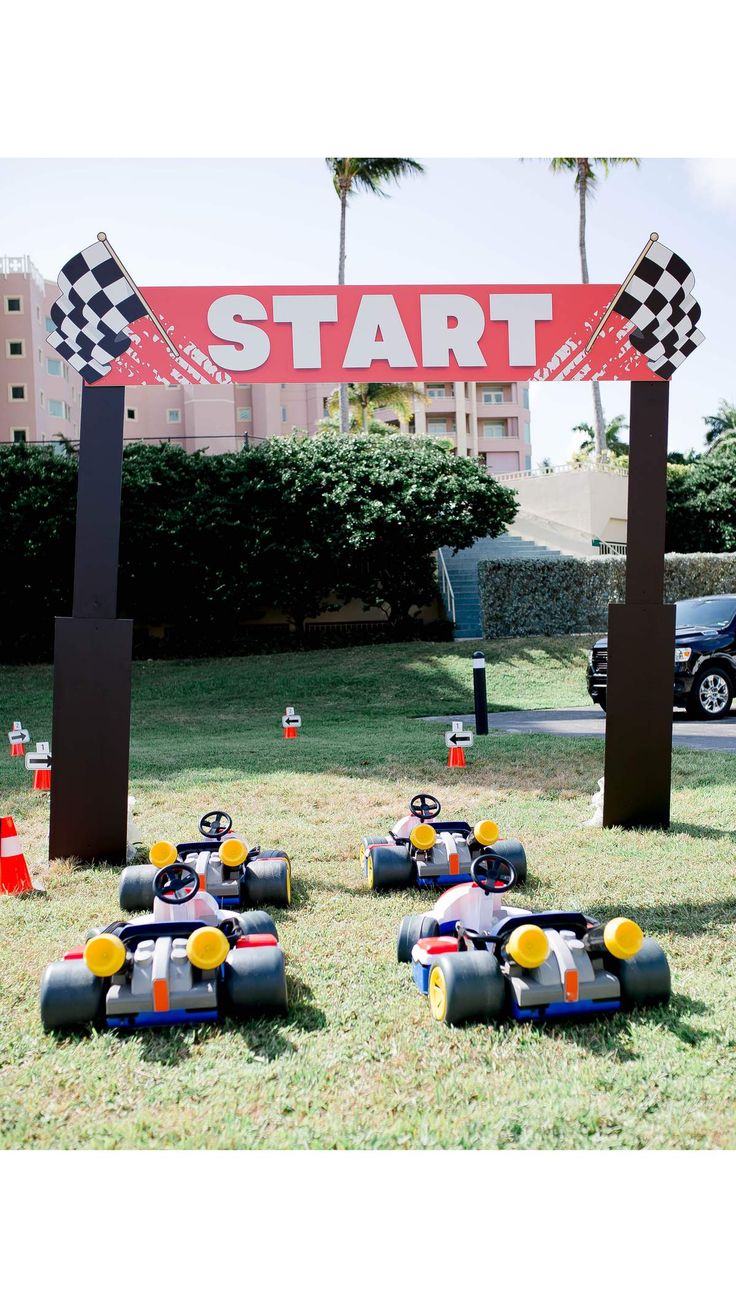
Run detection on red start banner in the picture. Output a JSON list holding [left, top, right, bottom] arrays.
[[96, 283, 659, 387]]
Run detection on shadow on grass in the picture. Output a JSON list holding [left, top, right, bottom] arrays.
[[669, 822, 736, 842], [539, 992, 710, 1062]]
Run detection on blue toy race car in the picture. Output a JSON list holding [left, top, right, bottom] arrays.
[[397, 853, 670, 1026], [119, 809, 291, 912], [41, 862, 288, 1032], [360, 793, 527, 892]]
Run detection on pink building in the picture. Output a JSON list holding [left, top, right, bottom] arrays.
[[2, 255, 532, 470]]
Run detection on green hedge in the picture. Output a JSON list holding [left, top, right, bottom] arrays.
[[478, 553, 736, 638], [0, 435, 516, 662]]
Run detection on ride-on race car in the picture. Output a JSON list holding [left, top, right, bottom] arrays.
[[119, 809, 291, 912], [397, 852, 670, 1025], [360, 793, 527, 892], [40, 862, 288, 1032]]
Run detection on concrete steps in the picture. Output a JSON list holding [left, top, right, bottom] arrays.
[[443, 534, 563, 639]]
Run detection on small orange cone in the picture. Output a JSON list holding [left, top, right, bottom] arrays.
[[0, 816, 34, 894], [9, 721, 26, 758], [282, 706, 300, 740], [33, 768, 51, 791], [447, 745, 466, 769]]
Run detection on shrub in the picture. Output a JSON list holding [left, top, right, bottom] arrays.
[[478, 554, 736, 638], [0, 435, 516, 662]]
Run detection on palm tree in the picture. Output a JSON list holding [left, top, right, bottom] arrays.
[[703, 399, 736, 449], [573, 412, 629, 461], [325, 158, 425, 432], [549, 158, 639, 461], [328, 380, 427, 432]]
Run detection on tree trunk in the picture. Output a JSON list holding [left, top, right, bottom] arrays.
[[577, 161, 606, 462], [338, 185, 350, 434]]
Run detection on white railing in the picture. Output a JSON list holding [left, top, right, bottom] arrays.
[[596, 540, 627, 556], [493, 462, 628, 482], [0, 255, 45, 290], [437, 549, 456, 626]]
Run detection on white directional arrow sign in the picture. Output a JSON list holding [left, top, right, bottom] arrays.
[[282, 709, 302, 727], [445, 720, 474, 749], [8, 728, 30, 745], [26, 742, 52, 771]]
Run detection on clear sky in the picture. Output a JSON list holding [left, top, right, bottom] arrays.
[[2, 156, 733, 463]]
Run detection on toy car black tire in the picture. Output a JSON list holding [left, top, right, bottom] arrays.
[[242, 854, 291, 908], [224, 946, 288, 1015], [428, 951, 507, 1026], [397, 913, 439, 963], [119, 865, 156, 912], [238, 910, 278, 940], [40, 960, 106, 1032], [491, 839, 527, 887], [612, 938, 671, 1010], [360, 835, 391, 870], [367, 844, 413, 891]]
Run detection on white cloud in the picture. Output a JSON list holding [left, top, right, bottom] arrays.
[[688, 159, 736, 211]]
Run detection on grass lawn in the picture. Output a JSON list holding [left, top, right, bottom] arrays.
[[1, 635, 735, 1149]]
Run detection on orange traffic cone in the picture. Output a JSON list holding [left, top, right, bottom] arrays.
[[33, 767, 51, 792], [9, 722, 25, 757], [282, 706, 300, 739], [0, 816, 34, 894], [447, 745, 466, 769]]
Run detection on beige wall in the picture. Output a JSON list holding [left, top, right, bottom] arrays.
[[502, 467, 629, 543]]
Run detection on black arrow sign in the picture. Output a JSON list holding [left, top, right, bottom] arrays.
[[449, 732, 471, 745], [284, 717, 299, 725]]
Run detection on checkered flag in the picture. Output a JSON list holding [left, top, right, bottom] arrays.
[[614, 239, 704, 380], [46, 240, 148, 383]]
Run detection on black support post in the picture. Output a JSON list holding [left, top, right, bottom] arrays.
[[473, 650, 489, 735], [603, 381, 674, 829], [49, 386, 133, 863]]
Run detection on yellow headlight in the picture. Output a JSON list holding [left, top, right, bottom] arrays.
[[84, 933, 127, 977], [604, 917, 644, 960], [410, 823, 436, 851], [186, 926, 230, 971], [150, 839, 177, 869], [474, 819, 500, 847], [507, 923, 549, 970], [220, 837, 248, 868]]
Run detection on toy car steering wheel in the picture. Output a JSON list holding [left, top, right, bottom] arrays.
[[410, 793, 441, 820], [153, 862, 200, 905], [199, 810, 233, 839], [470, 852, 517, 896]]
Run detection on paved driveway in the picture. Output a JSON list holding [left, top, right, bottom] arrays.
[[424, 706, 736, 752]]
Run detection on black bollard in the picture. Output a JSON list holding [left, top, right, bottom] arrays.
[[473, 650, 489, 735]]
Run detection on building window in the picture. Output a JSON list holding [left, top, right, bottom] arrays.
[[6, 339, 25, 358], [48, 399, 64, 418], [522, 387, 530, 409], [426, 385, 447, 399], [11, 428, 28, 443], [481, 389, 504, 405], [46, 357, 63, 376], [40, 391, 45, 409], [4, 295, 22, 313], [46, 316, 55, 334], [126, 407, 137, 421], [428, 420, 448, 434], [281, 406, 288, 422], [166, 408, 181, 423], [524, 422, 531, 444], [237, 406, 252, 421], [483, 422, 506, 439], [9, 383, 26, 401]]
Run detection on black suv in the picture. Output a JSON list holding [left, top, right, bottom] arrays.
[[587, 594, 736, 720]]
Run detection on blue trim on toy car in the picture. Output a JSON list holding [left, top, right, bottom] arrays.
[[509, 997, 620, 1021], [107, 1008, 220, 1028]]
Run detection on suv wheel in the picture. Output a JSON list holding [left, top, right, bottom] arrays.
[[687, 666, 733, 720]]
